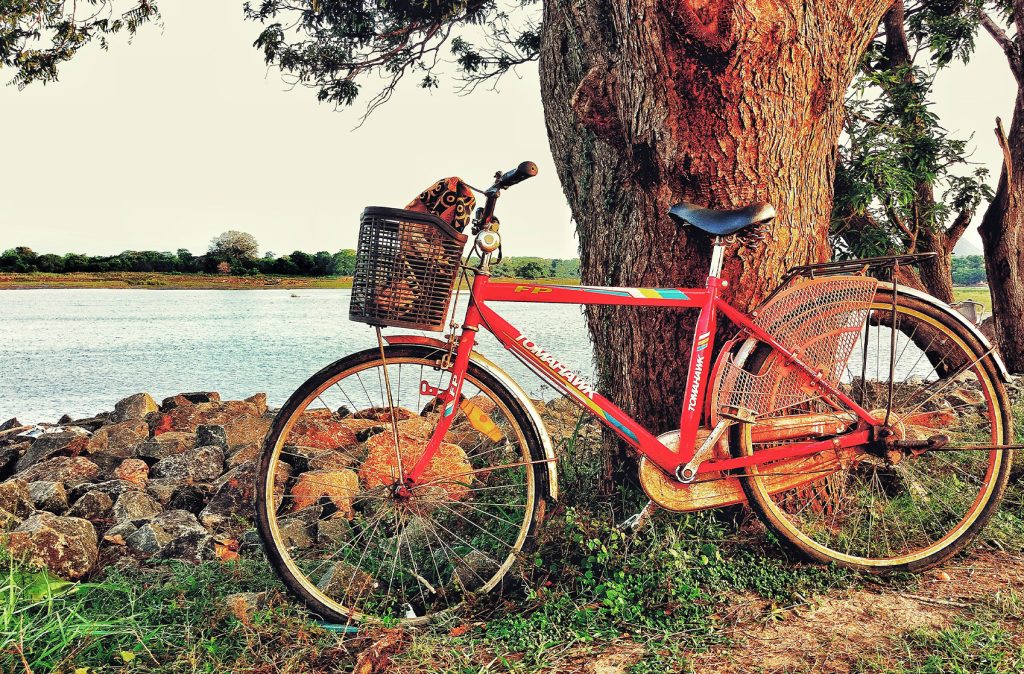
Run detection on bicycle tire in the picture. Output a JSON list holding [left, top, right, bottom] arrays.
[[731, 286, 1013, 572], [255, 344, 549, 624]]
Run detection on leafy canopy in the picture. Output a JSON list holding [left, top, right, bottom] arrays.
[[832, 0, 999, 259], [0, 1, 159, 88], [243, 0, 540, 115]]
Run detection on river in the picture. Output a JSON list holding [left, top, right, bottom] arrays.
[[0, 289, 593, 422]]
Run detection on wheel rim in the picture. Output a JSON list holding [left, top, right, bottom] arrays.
[[262, 354, 536, 623], [739, 300, 1007, 567]]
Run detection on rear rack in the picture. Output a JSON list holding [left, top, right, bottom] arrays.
[[764, 252, 936, 305]]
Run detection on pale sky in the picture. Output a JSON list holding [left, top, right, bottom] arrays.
[[0, 2, 1016, 259]]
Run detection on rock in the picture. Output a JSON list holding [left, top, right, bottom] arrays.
[[67, 415, 110, 433], [16, 432, 90, 472], [112, 393, 159, 423], [151, 445, 224, 484], [137, 432, 196, 460], [145, 478, 179, 505], [18, 456, 100, 485], [114, 458, 149, 488], [169, 484, 213, 514], [112, 491, 163, 522], [196, 425, 228, 450], [245, 393, 268, 416], [0, 479, 34, 520], [199, 460, 290, 532], [0, 418, 21, 431], [67, 490, 114, 520], [7, 512, 98, 579], [317, 561, 377, 598], [160, 391, 221, 410], [153, 401, 271, 447], [288, 412, 359, 450], [226, 442, 260, 468], [68, 479, 141, 502], [58, 414, 74, 425], [125, 509, 214, 561], [290, 469, 359, 515], [317, 515, 352, 545], [103, 520, 138, 545], [277, 513, 317, 549], [28, 481, 68, 513], [452, 550, 499, 591], [0, 443, 22, 480], [87, 420, 148, 459]]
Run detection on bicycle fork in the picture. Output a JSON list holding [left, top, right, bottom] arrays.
[[403, 307, 481, 485]]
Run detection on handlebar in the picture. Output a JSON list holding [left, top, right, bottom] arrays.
[[493, 161, 538, 191], [476, 161, 537, 233]]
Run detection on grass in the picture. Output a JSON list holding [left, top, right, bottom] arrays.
[[951, 286, 993, 314]]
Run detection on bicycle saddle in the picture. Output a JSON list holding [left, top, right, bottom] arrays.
[[668, 202, 777, 237]]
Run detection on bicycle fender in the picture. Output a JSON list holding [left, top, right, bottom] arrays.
[[878, 282, 1011, 383], [384, 334, 559, 501]]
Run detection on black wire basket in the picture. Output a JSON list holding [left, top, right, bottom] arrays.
[[349, 207, 469, 331]]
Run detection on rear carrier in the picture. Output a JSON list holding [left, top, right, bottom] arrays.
[[349, 207, 468, 332], [713, 253, 935, 419]]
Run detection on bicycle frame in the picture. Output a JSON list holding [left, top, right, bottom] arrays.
[[403, 247, 881, 485]]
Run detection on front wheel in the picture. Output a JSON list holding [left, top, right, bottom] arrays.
[[731, 286, 1013, 573], [255, 344, 548, 624]]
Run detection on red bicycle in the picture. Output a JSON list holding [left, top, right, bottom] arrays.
[[256, 162, 1014, 624]]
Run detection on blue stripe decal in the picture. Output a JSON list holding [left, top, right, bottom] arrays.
[[605, 414, 638, 441], [654, 288, 690, 299]]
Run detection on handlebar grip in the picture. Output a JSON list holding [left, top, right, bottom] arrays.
[[496, 161, 538, 189]]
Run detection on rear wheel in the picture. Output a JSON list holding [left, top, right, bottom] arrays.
[[255, 345, 547, 624], [732, 287, 1013, 572]]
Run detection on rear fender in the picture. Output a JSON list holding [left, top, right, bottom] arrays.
[[384, 334, 559, 501]]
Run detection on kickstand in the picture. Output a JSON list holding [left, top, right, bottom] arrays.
[[618, 500, 655, 534]]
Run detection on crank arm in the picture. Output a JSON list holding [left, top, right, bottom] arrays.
[[677, 419, 733, 483]]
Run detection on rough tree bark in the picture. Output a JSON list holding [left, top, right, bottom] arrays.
[[539, 0, 894, 487], [978, 3, 1024, 373]]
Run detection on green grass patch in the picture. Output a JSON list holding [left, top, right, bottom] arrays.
[[854, 621, 1024, 673], [951, 286, 993, 314]]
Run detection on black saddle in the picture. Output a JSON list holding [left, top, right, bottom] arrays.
[[668, 202, 777, 237]]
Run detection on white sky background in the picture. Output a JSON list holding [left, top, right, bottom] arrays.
[[0, 2, 1017, 259]]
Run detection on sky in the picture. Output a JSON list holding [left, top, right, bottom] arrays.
[[0, 2, 1017, 260]]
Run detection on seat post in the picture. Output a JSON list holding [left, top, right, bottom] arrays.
[[708, 236, 726, 280]]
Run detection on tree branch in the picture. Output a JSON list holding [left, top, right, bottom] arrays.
[[995, 116, 1014, 185], [980, 12, 1023, 82], [945, 207, 973, 249]]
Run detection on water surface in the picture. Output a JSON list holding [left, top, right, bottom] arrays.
[[0, 289, 592, 422]]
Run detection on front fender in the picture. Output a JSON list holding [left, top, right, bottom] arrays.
[[384, 334, 559, 501]]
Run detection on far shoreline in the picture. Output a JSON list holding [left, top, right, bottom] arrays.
[[0, 271, 580, 290]]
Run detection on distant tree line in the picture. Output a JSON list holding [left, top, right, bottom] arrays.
[[0, 231, 585, 280], [951, 256, 987, 287], [0, 244, 357, 277], [492, 257, 581, 279]]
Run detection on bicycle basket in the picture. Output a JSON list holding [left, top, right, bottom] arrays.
[[714, 276, 878, 418], [349, 207, 468, 331]]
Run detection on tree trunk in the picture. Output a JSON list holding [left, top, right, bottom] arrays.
[[917, 212, 958, 304], [980, 100, 1024, 372], [539, 0, 893, 488]]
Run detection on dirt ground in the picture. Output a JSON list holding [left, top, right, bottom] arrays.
[[687, 550, 1024, 674], [439, 550, 1024, 674]]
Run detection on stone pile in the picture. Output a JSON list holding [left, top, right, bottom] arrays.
[[0, 391, 276, 579]]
